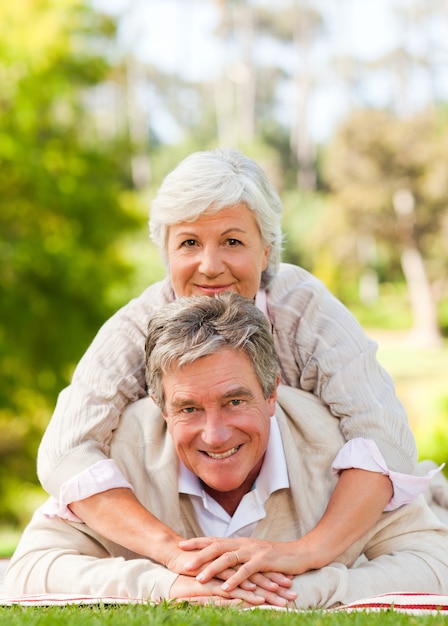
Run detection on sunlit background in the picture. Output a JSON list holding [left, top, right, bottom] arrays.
[[1, 0, 447, 550]]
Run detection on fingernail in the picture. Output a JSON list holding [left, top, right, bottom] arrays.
[[196, 573, 205, 582]]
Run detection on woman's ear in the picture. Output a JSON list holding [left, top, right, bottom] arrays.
[[262, 244, 271, 271]]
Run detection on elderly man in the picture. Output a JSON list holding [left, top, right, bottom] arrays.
[[5, 293, 448, 608]]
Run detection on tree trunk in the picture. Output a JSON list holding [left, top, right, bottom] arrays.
[[290, 3, 316, 191], [236, 2, 256, 143], [213, 0, 256, 147], [400, 246, 442, 348]]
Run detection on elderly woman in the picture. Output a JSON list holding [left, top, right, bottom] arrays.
[[37, 148, 433, 590]]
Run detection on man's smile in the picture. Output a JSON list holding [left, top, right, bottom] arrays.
[[202, 445, 242, 460]]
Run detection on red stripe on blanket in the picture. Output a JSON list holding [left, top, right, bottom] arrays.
[[335, 593, 448, 613]]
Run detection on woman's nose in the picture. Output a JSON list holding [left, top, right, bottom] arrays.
[[198, 247, 225, 276]]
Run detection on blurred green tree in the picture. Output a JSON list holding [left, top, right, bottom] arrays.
[[0, 0, 146, 525], [321, 107, 448, 348]]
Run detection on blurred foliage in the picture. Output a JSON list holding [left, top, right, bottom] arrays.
[[298, 107, 448, 347], [321, 107, 448, 270], [0, 0, 148, 525], [1, 0, 448, 536], [371, 327, 448, 470]]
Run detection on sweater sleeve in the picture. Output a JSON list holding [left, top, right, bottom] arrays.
[[37, 279, 175, 499], [267, 264, 418, 474], [4, 505, 178, 601]]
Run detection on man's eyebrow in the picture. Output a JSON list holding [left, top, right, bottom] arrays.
[[222, 387, 255, 400], [169, 387, 254, 408], [169, 396, 198, 409]]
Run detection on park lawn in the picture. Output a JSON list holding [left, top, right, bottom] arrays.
[[1, 604, 448, 626], [369, 331, 448, 466]]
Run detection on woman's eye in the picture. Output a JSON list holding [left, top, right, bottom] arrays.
[[227, 238, 242, 246], [181, 239, 197, 248]]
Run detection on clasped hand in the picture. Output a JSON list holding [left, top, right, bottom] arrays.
[[165, 537, 299, 607]]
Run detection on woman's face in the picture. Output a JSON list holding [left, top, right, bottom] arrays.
[[167, 204, 270, 299]]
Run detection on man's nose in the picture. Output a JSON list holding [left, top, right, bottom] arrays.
[[201, 412, 231, 447]]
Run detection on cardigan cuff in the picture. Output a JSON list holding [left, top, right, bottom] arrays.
[[332, 438, 444, 510], [43, 459, 134, 522]]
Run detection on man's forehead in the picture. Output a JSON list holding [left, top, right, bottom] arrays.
[[162, 349, 261, 393], [167, 382, 256, 407], [166, 350, 254, 378]]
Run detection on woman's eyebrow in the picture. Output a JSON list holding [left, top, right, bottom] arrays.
[[172, 226, 248, 238]]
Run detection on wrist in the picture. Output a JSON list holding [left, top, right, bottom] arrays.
[[151, 530, 185, 567], [291, 533, 332, 573]]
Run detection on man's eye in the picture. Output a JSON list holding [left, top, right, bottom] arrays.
[[182, 407, 196, 414], [229, 399, 242, 406]]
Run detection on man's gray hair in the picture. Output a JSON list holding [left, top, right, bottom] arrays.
[[145, 292, 279, 411], [149, 148, 284, 290]]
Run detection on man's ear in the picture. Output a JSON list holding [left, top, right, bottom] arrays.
[[150, 394, 167, 419], [267, 372, 281, 414]]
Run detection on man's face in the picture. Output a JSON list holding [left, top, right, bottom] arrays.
[[161, 348, 277, 503]]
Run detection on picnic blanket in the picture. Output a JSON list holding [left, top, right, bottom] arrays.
[[1, 590, 448, 614], [1, 561, 447, 614]]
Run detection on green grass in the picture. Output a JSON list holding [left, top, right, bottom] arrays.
[[0, 604, 448, 626], [368, 331, 448, 467]]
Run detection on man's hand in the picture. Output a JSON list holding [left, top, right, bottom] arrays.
[[179, 536, 303, 592], [169, 574, 296, 608]]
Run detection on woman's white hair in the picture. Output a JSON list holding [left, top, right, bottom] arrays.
[[149, 148, 283, 289]]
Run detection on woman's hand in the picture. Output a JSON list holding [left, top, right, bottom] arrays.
[[169, 574, 296, 608], [180, 536, 305, 592], [165, 537, 297, 605]]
